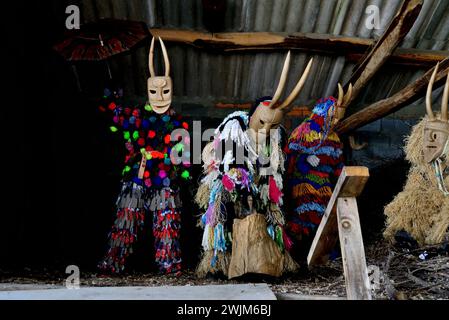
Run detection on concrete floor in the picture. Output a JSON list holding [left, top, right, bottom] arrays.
[[0, 283, 277, 300]]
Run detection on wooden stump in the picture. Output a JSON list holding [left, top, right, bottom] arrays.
[[228, 214, 284, 279]]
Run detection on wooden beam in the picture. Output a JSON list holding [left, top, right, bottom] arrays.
[[344, 0, 424, 102], [150, 28, 448, 67], [335, 57, 449, 135], [307, 167, 370, 266], [337, 197, 372, 300]]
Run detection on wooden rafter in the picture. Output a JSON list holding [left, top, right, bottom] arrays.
[[344, 0, 424, 103], [335, 57, 449, 135], [150, 27, 447, 68]]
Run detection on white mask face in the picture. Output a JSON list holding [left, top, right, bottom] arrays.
[[147, 76, 172, 114], [148, 36, 172, 114]]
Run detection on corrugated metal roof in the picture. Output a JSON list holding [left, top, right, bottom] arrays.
[[70, 0, 449, 120]]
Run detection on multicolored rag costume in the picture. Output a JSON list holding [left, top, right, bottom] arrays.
[[285, 97, 344, 254], [98, 88, 191, 274], [195, 108, 296, 277]]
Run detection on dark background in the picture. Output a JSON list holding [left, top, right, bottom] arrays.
[[2, 1, 204, 274]]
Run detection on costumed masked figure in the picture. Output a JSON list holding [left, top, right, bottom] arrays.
[[285, 84, 352, 259], [195, 52, 313, 278], [98, 37, 191, 274], [385, 65, 449, 245]]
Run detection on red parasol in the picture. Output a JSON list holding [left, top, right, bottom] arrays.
[[54, 19, 149, 89], [53, 18, 150, 61]]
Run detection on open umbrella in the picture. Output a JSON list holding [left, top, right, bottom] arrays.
[[53, 18, 150, 88]]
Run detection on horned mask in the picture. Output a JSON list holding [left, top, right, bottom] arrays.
[[332, 83, 353, 127], [248, 52, 313, 145], [148, 37, 172, 114], [423, 63, 449, 164]]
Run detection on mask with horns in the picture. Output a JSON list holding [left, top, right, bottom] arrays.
[[423, 63, 449, 164], [148, 37, 172, 114], [332, 83, 353, 127], [248, 52, 313, 145]]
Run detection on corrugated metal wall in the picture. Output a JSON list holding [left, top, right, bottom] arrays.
[[63, 0, 449, 120]]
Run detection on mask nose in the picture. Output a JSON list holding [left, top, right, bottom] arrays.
[[156, 89, 163, 100]]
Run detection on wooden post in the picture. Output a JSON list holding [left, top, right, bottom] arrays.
[[337, 197, 372, 300], [307, 166, 371, 300]]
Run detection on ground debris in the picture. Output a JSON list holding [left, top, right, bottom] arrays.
[[1, 240, 448, 300]]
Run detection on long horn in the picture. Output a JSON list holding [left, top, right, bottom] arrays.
[[442, 72, 449, 121], [344, 83, 353, 106], [278, 58, 314, 110], [337, 83, 344, 106], [426, 63, 439, 121], [149, 37, 155, 77], [159, 37, 170, 77], [269, 51, 291, 108]]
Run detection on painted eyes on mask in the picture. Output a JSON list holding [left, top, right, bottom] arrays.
[[149, 89, 170, 94], [428, 131, 438, 141]]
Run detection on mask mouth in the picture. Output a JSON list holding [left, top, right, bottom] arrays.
[[151, 101, 171, 107]]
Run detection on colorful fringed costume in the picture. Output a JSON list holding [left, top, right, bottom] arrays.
[[98, 88, 190, 274], [285, 97, 344, 257], [195, 108, 296, 277]]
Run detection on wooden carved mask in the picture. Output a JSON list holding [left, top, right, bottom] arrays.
[[331, 83, 353, 128], [248, 52, 314, 145], [423, 63, 449, 164], [148, 37, 172, 114]]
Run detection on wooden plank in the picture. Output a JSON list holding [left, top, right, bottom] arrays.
[[307, 167, 369, 266], [335, 57, 449, 135], [275, 293, 345, 300], [337, 197, 372, 300], [345, 0, 424, 102], [149, 28, 448, 68]]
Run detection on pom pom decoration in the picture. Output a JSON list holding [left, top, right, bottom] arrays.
[[148, 130, 156, 139], [268, 176, 283, 204], [163, 178, 171, 187], [98, 96, 191, 275], [158, 170, 167, 179], [108, 102, 117, 110], [222, 174, 235, 192], [181, 170, 190, 180]]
